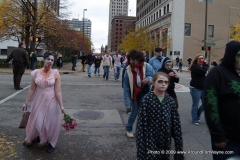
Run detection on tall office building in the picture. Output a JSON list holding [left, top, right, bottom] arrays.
[[68, 18, 92, 39], [136, 0, 240, 63], [108, 0, 129, 53]]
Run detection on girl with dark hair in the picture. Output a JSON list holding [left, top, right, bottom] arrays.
[[22, 51, 65, 153], [123, 49, 155, 138]]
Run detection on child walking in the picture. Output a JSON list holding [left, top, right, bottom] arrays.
[[94, 55, 101, 76], [136, 72, 184, 160]]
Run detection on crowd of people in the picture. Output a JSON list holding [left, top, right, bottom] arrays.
[[3, 41, 240, 159]]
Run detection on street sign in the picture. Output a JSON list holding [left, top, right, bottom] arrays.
[[198, 0, 212, 3], [206, 42, 216, 46]]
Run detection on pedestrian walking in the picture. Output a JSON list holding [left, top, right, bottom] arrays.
[[113, 51, 122, 81], [177, 59, 183, 72], [80, 53, 87, 72], [158, 57, 179, 108], [4, 42, 29, 90], [86, 51, 95, 77], [187, 57, 192, 69], [101, 52, 113, 80], [149, 47, 166, 72], [175, 56, 179, 67], [94, 55, 101, 76], [136, 71, 184, 160], [71, 52, 78, 71], [29, 51, 37, 70], [123, 49, 155, 138], [189, 54, 208, 125], [204, 41, 240, 160], [56, 53, 63, 69], [21, 51, 65, 153]]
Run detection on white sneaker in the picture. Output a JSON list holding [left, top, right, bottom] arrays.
[[193, 122, 199, 126], [126, 131, 134, 138]]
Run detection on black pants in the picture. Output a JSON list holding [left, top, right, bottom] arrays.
[[13, 63, 25, 89]]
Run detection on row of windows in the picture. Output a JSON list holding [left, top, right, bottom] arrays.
[[139, 4, 170, 27], [137, 0, 164, 13], [185, 23, 214, 37], [112, 5, 127, 8], [112, 3, 127, 5]]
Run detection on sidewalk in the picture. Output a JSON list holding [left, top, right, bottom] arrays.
[[0, 62, 83, 75], [0, 63, 190, 75]]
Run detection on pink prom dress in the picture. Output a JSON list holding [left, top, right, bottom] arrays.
[[25, 69, 61, 148]]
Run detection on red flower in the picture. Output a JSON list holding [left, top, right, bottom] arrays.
[[62, 114, 77, 131]]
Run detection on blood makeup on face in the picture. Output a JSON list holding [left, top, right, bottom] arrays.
[[44, 55, 54, 67], [197, 56, 205, 65], [153, 75, 169, 91]]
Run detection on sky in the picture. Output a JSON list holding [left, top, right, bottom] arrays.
[[67, 0, 136, 53]]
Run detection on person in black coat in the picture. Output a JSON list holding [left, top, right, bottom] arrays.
[[158, 57, 179, 108]]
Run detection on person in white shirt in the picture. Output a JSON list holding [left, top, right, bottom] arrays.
[[113, 51, 122, 81], [101, 52, 113, 80]]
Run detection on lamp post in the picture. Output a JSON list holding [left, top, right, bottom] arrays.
[[83, 9, 87, 51]]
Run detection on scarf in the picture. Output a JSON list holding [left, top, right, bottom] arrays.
[[131, 62, 144, 101]]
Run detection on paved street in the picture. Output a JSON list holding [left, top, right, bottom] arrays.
[[0, 63, 212, 160]]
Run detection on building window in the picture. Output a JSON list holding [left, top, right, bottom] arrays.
[[208, 25, 214, 37], [185, 23, 191, 36]]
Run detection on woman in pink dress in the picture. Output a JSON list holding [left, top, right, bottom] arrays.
[[21, 51, 65, 153]]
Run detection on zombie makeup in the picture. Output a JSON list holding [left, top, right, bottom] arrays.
[[153, 75, 169, 92], [235, 51, 240, 71], [197, 56, 205, 66], [44, 55, 54, 68], [164, 61, 173, 70]]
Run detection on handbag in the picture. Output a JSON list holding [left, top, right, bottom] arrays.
[[19, 105, 30, 129]]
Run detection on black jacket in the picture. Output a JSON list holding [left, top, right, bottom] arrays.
[[204, 41, 240, 145], [158, 57, 179, 98], [5, 47, 29, 68], [86, 54, 95, 65], [189, 63, 208, 90]]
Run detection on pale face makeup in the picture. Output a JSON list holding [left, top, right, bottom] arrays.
[[197, 56, 205, 66], [153, 75, 169, 92], [164, 62, 173, 70], [235, 51, 240, 71], [44, 55, 54, 68]]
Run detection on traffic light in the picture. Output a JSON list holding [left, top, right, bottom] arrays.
[[206, 46, 211, 51]]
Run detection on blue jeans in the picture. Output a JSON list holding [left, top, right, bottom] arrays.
[[103, 66, 110, 80], [87, 64, 92, 75], [72, 62, 76, 70], [31, 61, 36, 70], [126, 101, 139, 132], [190, 87, 204, 123], [211, 136, 240, 160], [94, 67, 100, 75], [114, 66, 121, 80]]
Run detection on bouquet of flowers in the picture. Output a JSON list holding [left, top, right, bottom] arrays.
[[62, 113, 77, 131]]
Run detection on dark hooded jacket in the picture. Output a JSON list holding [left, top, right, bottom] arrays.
[[158, 57, 179, 98], [204, 41, 240, 145]]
